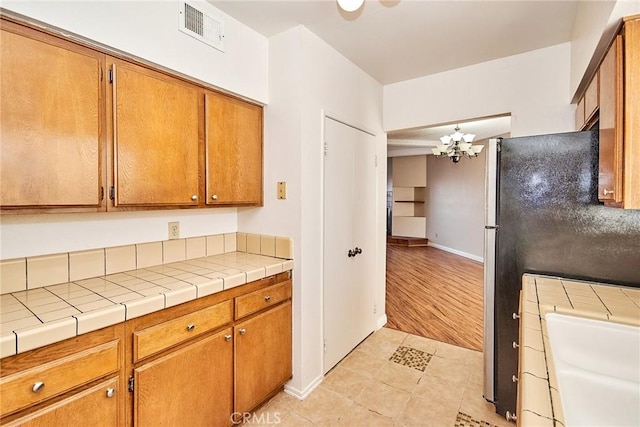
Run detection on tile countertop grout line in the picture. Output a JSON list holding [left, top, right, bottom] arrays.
[[0, 252, 293, 358]]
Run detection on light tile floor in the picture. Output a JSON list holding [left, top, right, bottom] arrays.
[[250, 328, 512, 427]]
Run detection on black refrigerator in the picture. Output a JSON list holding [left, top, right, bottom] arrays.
[[482, 130, 640, 417]]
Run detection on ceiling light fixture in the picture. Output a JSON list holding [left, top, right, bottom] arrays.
[[337, 0, 364, 12], [431, 124, 484, 163]]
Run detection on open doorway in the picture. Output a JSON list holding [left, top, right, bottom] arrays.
[[385, 115, 511, 351]]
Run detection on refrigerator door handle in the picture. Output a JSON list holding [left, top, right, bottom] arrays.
[[484, 225, 499, 230]]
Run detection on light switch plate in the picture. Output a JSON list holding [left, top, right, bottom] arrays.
[[277, 182, 287, 200]]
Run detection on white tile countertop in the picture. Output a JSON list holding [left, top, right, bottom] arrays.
[[1, 251, 293, 358], [518, 274, 640, 426]]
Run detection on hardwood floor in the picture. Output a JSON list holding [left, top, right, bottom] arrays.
[[385, 245, 484, 351]]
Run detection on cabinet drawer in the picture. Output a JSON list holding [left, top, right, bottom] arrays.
[[235, 280, 292, 320], [133, 299, 232, 362], [0, 340, 119, 416]]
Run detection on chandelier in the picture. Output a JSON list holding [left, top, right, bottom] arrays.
[[431, 125, 484, 163]]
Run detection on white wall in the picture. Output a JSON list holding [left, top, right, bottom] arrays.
[[238, 26, 385, 397], [2, 1, 268, 102], [0, 1, 268, 260], [384, 43, 574, 137], [425, 142, 488, 261], [570, 0, 640, 100]]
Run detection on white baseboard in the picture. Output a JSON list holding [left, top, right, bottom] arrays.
[[428, 242, 484, 263], [376, 314, 388, 330], [284, 374, 323, 400]]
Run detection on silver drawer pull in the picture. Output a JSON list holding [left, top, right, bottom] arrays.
[[224, 334, 232, 342], [106, 388, 115, 398], [603, 188, 614, 196], [512, 312, 520, 320], [239, 328, 246, 335], [32, 382, 45, 393], [512, 375, 519, 383], [512, 341, 519, 349], [264, 295, 271, 302], [186, 324, 196, 331]]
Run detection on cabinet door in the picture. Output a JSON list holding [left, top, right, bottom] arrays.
[[598, 35, 623, 204], [0, 22, 104, 209], [111, 59, 201, 207], [3, 378, 120, 427], [205, 92, 263, 206], [235, 301, 292, 415], [134, 328, 233, 427]]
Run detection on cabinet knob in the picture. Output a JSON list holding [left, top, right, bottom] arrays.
[[264, 295, 271, 302], [106, 388, 115, 398], [239, 328, 247, 335], [512, 312, 520, 320], [506, 411, 517, 422], [224, 334, 232, 342], [603, 188, 614, 196], [187, 324, 196, 331], [32, 382, 45, 393], [191, 194, 198, 201], [211, 194, 218, 200], [512, 341, 519, 349], [512, 375, 519, 383]]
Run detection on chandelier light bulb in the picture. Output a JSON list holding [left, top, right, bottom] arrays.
[[337, 0, 364, 12]]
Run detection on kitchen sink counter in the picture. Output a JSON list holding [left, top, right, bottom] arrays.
[[518, 274, 640, 426], [0, 233, 293, 358]]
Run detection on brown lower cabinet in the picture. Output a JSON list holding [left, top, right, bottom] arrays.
[[0, 273, 293, 427], [133, 328, 233, 427], [234, 301, 293, 417], [4, 378, 121, 427]]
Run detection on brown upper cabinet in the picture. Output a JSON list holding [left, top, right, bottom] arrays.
[[205, 91, 263, 206], [109, 59, 201, 208], [0, 17, 263, 213], [575, 71, 599, 131], [597, 16, 640, 209], [598, 35, 623, 205], [0, 21, 106, 211]]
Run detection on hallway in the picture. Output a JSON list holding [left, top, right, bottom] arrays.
[[385, 245, 484, 351]]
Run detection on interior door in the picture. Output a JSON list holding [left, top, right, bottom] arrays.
[[323, 117, 376, 373]]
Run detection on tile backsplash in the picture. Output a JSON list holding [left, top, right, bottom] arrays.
[[0, 232, 293, 295]]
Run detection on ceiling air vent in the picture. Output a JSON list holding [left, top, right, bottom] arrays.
[[179, 2, 225, 52]]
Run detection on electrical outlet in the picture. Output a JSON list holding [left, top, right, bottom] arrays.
[[168, 222, 180, 240]]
